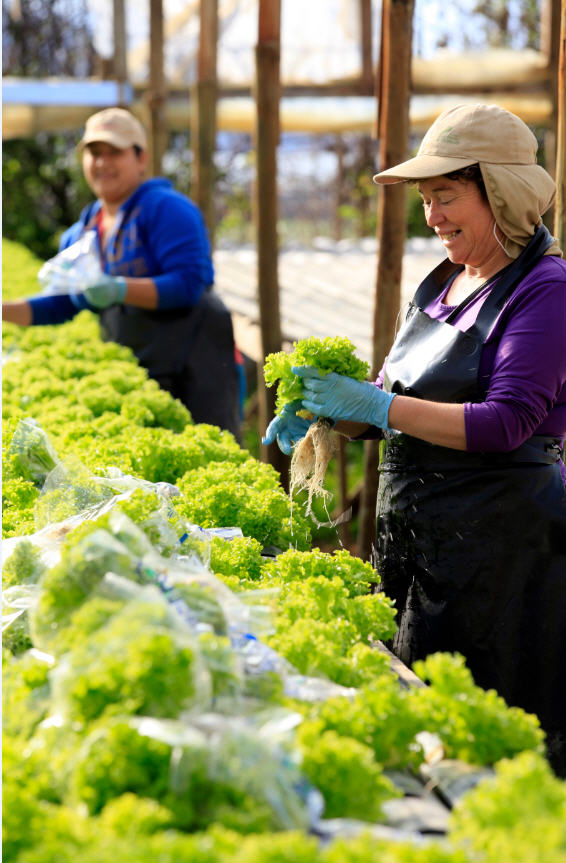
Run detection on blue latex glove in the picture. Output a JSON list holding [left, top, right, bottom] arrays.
[[83, 275, 127, 309], [293, 365, 396, 430], [262, 400, 313, 455]]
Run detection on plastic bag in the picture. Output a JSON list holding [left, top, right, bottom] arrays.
[[48, 583, 213, 722], [6, 418, 61, 486], [2, 584, 40, 654], [37, 231, 103, 295], [133, 709, 324, 832]]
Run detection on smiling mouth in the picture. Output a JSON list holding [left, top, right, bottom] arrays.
[[437, 230, 461, 241]]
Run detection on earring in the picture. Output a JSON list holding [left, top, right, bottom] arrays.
[[493, 222, 512, 258]]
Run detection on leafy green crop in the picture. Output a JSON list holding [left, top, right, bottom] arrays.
[[296, 723, 400, 820], [450, 750, 566, 862], [30, 529, 142, 652], [308, 681, 423, 769], [409, 653, 545, 765], [208, 535, 265, 584], [262, 547, 378, 597], [5, 237, 566, 863], [175, 459, 312, 552], [69, 719, 173, 815], [264, 336, 370, 415], [2, 539, 46, 589], [2, 650, 52, 739], [319, 835, 469, 863], [265, 575, 396, 686], [51, 599, 203, 723]]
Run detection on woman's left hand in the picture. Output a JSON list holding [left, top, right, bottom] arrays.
[[293, 365, 396, 429], [84, 275, 127, 308]]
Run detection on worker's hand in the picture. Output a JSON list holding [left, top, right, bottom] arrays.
[[262, 400, 312, 455], [293, 365, 396, 429], [83, 275, 127, 309]]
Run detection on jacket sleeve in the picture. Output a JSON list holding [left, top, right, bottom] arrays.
[[28, 293, 84, 325], [138, 193, 214, 310]]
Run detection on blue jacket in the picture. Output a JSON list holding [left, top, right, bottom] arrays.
[[30, 178, 214, 324]]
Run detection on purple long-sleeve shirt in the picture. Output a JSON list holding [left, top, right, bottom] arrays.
[[377, 254, 566, 452]]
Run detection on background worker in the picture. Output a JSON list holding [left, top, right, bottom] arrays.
[[2, 107, 242, 438], [265, 104, 566, 776]]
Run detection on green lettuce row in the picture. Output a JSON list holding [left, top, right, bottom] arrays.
[[3, 239, 564, 862]]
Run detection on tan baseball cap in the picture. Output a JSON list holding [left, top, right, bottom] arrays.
[[373, 103, 539, 184], [79, 107, 147, 151]]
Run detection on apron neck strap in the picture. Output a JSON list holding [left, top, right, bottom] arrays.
[[411, 224, 553, 339], [469, 224, 554, 341]]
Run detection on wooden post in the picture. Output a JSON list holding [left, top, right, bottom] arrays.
[[554, 0, 566, 249], [333, 135, 345, 242], [358, 0, 414, 561], [337, 435, 351, 545], [193, 0, 218, 241], [360, 0, 373, 93], [542, 0, 561, 234], [255, 0, 289, 486], [112, 0, 128, 107], [148, 0, 166, 177]]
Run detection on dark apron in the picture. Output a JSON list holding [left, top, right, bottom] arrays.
[[99, 289, 241, 438], [375, 226, 566, 764]]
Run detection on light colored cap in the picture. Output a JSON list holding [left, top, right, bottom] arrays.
[[79, 107, 147, 151], [373, 102, 560, 259], [373, 103, 540, 184]]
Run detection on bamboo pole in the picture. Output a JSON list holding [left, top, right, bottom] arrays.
[[555, 0, 566, 248], [358, 0, 414, 561], [193, 0, 218, 240], [148, 0, 166, 176], [333, 135, 345, 242], [112, 0, 128, 106], [360, 0, 373, 93], [254, 0, 289, 485]]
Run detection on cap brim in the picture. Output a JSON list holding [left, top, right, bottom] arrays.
[[373, 154, 477, 185], [78, 132, 137, 151]]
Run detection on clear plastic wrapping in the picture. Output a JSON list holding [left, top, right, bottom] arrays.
[[133, 709, 324, 831], [6, 418, 61, 486], [48, 580, 213, 723], [37, 231, 103, 295]]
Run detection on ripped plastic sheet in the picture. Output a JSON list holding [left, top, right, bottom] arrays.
[[37, 230, 103, 295]]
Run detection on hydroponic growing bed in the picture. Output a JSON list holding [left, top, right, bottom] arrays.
[[3, 238, 566, 863]]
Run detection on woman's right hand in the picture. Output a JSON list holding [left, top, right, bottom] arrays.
[[261, 400, 312, 455]]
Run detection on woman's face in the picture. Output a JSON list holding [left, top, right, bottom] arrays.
[[82, 141, 147, 207], [418, 176, 501, 269]]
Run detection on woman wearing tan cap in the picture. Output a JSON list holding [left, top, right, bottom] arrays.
[[265, 103, 566, 776], [2, 107, 242, 438]]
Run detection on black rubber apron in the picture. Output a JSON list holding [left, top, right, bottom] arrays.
[[99, 289, 241, 438], [375, 227, 566, 763]]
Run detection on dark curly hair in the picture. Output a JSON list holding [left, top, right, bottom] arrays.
[[409, 164, 488, 201]]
